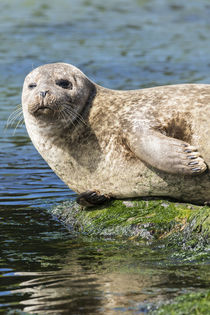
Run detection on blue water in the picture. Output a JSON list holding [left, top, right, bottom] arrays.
[[0, 0, 209, 313]]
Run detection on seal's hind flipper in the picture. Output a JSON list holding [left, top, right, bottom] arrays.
[[127, 128, 207, 175], [76, 191, 112, 207]]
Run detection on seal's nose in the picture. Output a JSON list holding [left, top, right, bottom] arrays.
[[40, 91, 48, 98]]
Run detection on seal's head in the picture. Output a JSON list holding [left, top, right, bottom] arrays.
[[22, 63, 95, 128]]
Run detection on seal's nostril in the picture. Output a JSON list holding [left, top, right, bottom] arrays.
[[40, 91, 48, 98]]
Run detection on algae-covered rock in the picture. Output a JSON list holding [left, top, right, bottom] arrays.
[[50, 199, 209, 245], [50, 199, 209, 312], [153, 290, 210, 315]]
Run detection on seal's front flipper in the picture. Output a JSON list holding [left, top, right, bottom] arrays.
[[76, 191, 112, 207], [127, 129, 207, 175]]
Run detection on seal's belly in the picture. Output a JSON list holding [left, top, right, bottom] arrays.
[[91, 158, 210, 204], [49, 146, 210, 204]]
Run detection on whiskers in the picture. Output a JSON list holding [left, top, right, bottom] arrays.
[[6, 104, 24, 134], [6, 103, 87, 135], [60, 104, 87, 128]]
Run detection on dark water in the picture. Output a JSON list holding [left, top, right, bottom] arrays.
[[0, 0, 210, 313]]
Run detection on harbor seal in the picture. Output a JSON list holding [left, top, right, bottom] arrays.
[[22, 62, 210, 206]]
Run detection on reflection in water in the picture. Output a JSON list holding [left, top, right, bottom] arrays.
[[8, 246, 209, 314], [15, 270, 156, 314], [7, 245, 210, 314]]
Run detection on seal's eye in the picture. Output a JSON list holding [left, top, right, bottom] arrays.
[[56, 79, 72, 89], [28, 83, 37, 89]]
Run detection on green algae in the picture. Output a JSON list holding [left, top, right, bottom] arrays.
[[50, 199, 209, 242], [153, 291, 210, 315], [50, 198, 210, 264]]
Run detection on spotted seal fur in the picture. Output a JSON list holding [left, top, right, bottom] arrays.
[[22, 63, 210, 206]]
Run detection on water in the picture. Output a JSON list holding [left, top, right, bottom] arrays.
[[0, 0, 210, 313]]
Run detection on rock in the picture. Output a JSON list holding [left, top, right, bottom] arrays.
[[50, 199, 209, 245]]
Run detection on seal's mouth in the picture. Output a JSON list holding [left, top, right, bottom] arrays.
[[33, 106, 53, 116]]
